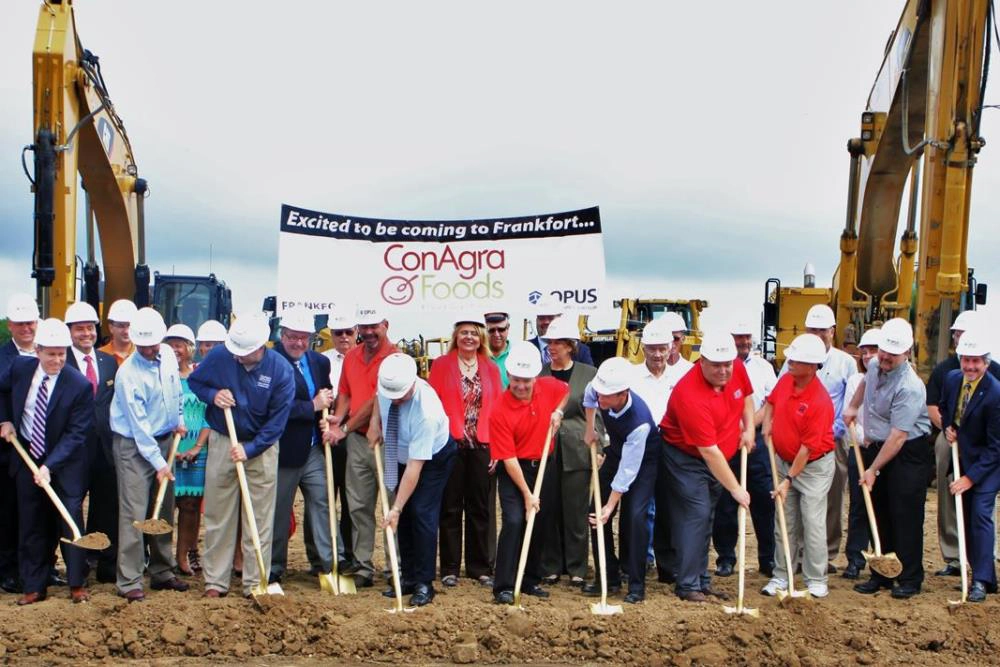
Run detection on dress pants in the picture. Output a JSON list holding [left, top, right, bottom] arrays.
[[439, 446, 493, 580], [825, 436, 848, 561], [713, 434, 775, 572], [345, 432, 383, 579], [541, 444, 590, 580], [964, 489, 999, 589], [86, 443, 118, 578], [202, 431, 278, 596], [844, 442, 870, 569], [662, 444, 723, 595], [0, 451, 19, 583], [398, 440, 456, 587], [772, 452, 835, 586], [114, 434, 176, 593], [15, 465, 87, 594], [866, 436, 931, 589], [652, 452, 677, 582], [493, 459, 557, 594], [304, 440, 353, 569], [271, 445, 332, 579], [934, 431, 961, 568]]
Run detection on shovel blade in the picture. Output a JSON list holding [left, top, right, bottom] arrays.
[[319, 572, 357, 595], [61, 532, 112, 551], [132, 519, 172, 535], [590, 602, 623, 615], [723, 604, 759, 617]]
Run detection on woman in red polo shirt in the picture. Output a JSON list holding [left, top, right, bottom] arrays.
[[762, 334, 836, 598]]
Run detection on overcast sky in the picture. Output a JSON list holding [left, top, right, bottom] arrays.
[[1, 1, 998, 341]]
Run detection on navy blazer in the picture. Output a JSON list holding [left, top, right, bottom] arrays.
[[0, 356, 94, 497], [65, 348, 118, 466], [0, 341, 22, 376], [528, 336, 594, 366], [941, 369, 1000, 494], [274, 343, 332, 469]]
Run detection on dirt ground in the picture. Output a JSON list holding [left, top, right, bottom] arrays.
[[1, 490, 998, 666]]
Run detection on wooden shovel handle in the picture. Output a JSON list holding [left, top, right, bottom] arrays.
[[848, 425, 883, 556], [7, 434, 83, 540], [223, 407, 269, 583], [374, 439, 404, 611], [513, 419, 555, 606], [149, 432, 182, 521], [765, 437, 798, 590]]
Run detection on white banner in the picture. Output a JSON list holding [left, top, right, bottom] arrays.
[[276, 205, 606, 316]]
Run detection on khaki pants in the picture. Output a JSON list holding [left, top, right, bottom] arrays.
[[114, 434, 176, 593], [826, 436, 847, 561], [202, 431, 279, 596], [935, 431, 960, 567], [345, 432, 394, 579], [774, 452, 835, 587]]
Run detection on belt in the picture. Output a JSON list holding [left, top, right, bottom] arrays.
[[518, 457, 551, 468]]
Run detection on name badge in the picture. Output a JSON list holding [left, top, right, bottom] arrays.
[[257, 375, 272, 389], [105, 379, 114, 387], [733, 389, 743, 400]]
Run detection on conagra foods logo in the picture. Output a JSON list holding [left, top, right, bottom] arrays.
[[379, 243, 505, 305]]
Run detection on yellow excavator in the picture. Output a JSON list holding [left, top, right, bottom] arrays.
[[580, 298, 707, 364], [28, 0, 229, 330], [764, 0, 993, 377]]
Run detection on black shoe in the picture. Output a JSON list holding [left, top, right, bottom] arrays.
[[582, 582, 621, 597], [891, 584, 920, 599], [759, 565, 774, 578], [623, 592, 644, 604], [494, 589, 514, 605], [714, 562, 734, 577], [408, 584, 435, 607], [48, 569, 67, 587], [268, 572, 282, 585], [354, 575, 373, 588], [854, 578, 891, 595], [827, 563, 837, 574], [702, 586, 730, 601], [657, 571, 676, 584], [382, 583, 415, 598], [1, 576, 22, 594], [968, 581, 988, 603], [340, 560, 363, 576], [150, 577, 190, 592], [842, 562, 861, 580], [521, 584, 549, 598], [935, 564, 961, 577]]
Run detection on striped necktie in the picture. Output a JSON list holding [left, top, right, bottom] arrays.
[[30, 376, 49, 459], [957, 382, 973, 425], [384, 404, 400, 491]]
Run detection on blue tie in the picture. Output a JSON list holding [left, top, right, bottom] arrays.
[[296, 358, 318, 444], [384, 404, 400, 491]]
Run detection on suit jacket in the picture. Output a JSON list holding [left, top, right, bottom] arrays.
[[0, 357, 94, 497], [941, 369, 1000, 494], [540, 361, 602, 471], [65, 348, 118, 466], [274, 343, 332, 469], [529, 337, 594, 366], [0, 341, 29, 467]]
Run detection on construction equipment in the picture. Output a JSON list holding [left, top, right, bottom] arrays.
[[374, 439, 415, 613], [153, 273, 232, 330], [579, 298, 708, 365], [722, 446, 759, 617], [318, 408, 356, 595], [27, 1, 228, 326], [848, 426, 903, 579], [133, 433, 181, 535], [763, 0, 993, 377]]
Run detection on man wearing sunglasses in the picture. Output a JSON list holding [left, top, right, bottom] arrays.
[[485, 312, 512, 389]]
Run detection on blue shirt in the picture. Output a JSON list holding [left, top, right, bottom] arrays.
[[583, 385, 657, 494], [188, 345, 295, 459], [110, 344, 184, 469], [377, 378, 450, 464]]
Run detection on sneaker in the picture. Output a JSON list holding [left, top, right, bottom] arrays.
[[761, 578, 788, 597], [806, 582, 829, 598]]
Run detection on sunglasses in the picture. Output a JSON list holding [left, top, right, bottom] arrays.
[[488, 325, 509, 334], [332, 329, 355, 337]]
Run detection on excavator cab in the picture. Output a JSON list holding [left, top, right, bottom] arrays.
[[153, 273, 232, 331]]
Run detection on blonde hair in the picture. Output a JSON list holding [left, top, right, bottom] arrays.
[[448, 323, 492, 358]]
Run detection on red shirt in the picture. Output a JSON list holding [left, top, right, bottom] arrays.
[[660, 359, 753, 460], [767, 374, 835, 462], [338, 339, 396, 434], [489, 377, 569, 461]]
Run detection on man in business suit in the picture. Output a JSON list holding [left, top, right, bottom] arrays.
[[0, 318, 94, 605], [527, 296, 594, 366], [269, 307, 335, 583], [941, 329, 1000, 602], [64, 301, 120, 583]]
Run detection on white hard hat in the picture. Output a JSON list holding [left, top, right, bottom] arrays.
[[641, 319, 673, 346], [957, 329, 991, 358], [730, 321, 755, 336], [785, 333, 827, 365], [355, 305, 386, 327], [805, 304, 836, 329], [454, 316, 486, 328], [591, 357, 633, 395], [951, 310, 980, 332], [533, 295, 564, 317], [377, 353, 418, 400], [196, 320, 228, 342], [6, 294, 39, 323], [659, 312, 687, 334], [858, 328, 882, 348], [541, 317, 580, 342], [699, 330, 738, 363], [106, 299, 137, 324], [64, 301, 100, 325], [878, 318, 914, 355], [130, 308, 167, 346], [327, 310, 357, 330], [281, 305, 316, 334], [164, 323, 196, 344], [505, 341, 543, 379], [34, 318, 71, 347], [225, 313, 270, 356]]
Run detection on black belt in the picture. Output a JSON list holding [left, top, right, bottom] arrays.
[[518, 456, 552, 468]]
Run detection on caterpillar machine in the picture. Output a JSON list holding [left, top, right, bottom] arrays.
[[27, 0, 230, 330], [764, 0, 994, 378], [580, 298, 707, 365]]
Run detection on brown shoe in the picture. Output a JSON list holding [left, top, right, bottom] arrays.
[[16, 591, 45, 606], [702, 586, 731, 601], [203, 588, 226, 599], [151, 577, 190, 592], [678, 590, 708, 603], [70, 586, 90, 603], [119, 589, 145, 603]]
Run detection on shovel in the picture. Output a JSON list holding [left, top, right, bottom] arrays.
[[318, 408, 355, 595], [947, 439, 969, 606], [847, 426, 903, 579], [511, 420, 556, 610], [374, 439, 414, 613], [223, 408, 284, 601], [723, 445, 759, 617], [588, 437, 622, 616], [764, 437, 809, 602], [133, 433, 181, 535], [7, 434, 110, 551]]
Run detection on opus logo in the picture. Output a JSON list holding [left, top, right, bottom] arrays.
[[528, 289, 598, 306], [528, 291, 543, 305]]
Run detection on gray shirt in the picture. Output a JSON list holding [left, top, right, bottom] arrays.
[[862, 357, 931, 442]]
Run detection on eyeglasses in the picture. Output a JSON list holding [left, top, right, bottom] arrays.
[[332, 329, 355, 337], [283, 332, 311, 343], [488, 325, 509, 334]]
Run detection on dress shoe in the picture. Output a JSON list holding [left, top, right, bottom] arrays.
[[759, 564, 774, 578], [657, 571, 676, 584], [678, 590, 707, 603], [582, 582, 621, 597], [968, 581, 988, 603], [521, 584, 549, 598], [935, 564, 961, 577], [203, 588, 227, 599], [382, 583, 415, 598], [477, 575, 494, 588], [16, 591, 46, 606], [714, 562, 734, 577], [1, 576, 22, 594], [702, 586, 730, 601], [854, 578, 891, 595], [151, 577, 190, 592], [354, 575, 373, 588], [891, 584, 920, 599], [827, 563, 837, 574], [340, 560, 362, 576], [120, 589, 145, 603], [70, 586, 90, 603], [48, 569, 67, 587], [541, 574, 559, 585], [441, 575, 459, 587], [408, 584, 435, 607], [623, 592, 644, 604], [842, 562, 862, 580], [494, 589, 514, 605]]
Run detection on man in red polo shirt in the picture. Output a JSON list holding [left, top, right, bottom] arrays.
[[324, 305, 397, 587], [762, 334, 835, 598], [489, 342, 569, 605], [659, 331, 754, 602]]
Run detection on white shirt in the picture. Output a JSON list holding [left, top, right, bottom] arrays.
[[742, 353, 778, 411], [323, 349, 346, 397], [17, 346, 36, 357], [71, 347, 100, 383], [631, 357, 693, 423], [846, 371, 866, 443], [21, 365, 59, 442]]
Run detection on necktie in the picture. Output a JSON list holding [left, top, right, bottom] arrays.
[[30, 376, 49, 459], [296, 359, 316, 398], [957, 382, 973, 425], [84, 355, 98, 396], [384, 403, 400, 491], [539, 339, 551, 364]]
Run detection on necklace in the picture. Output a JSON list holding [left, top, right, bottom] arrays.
[[459, 356, 478, 372]]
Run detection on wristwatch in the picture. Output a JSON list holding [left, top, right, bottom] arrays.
[[784, 473, 796, 484]]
